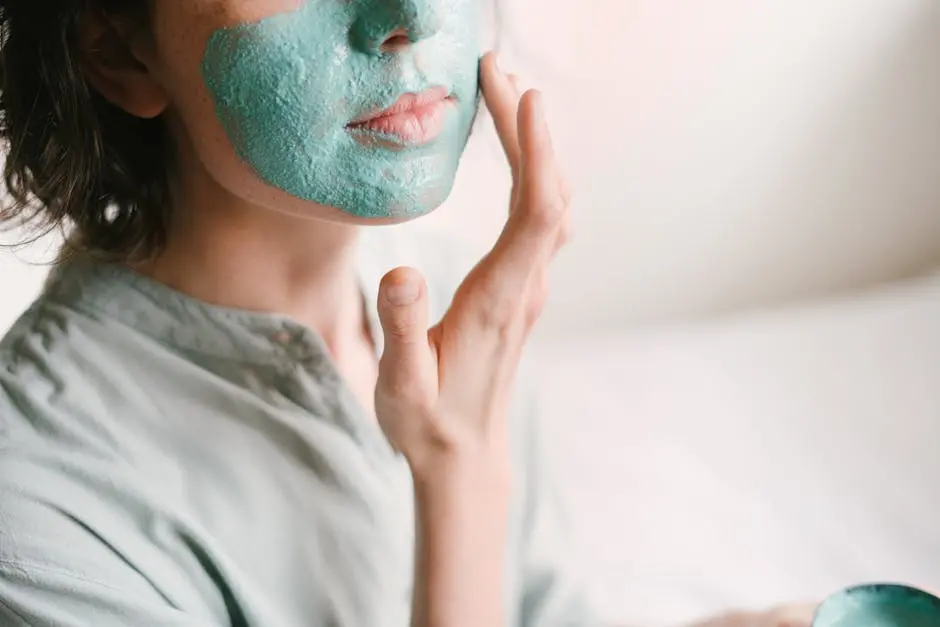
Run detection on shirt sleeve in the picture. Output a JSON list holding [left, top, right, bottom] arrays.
[[515, 386, 599, 627], [0, 487, 215, 627]]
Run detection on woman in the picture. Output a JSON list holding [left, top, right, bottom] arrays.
[[0, 0, 583, 625], [0, 1, 822, 625]]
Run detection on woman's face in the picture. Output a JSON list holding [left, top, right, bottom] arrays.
[[147, 0, 482, 222]]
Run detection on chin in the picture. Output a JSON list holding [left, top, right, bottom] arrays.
[[332, 169, 459, 222], [267, 178, 456, 227]]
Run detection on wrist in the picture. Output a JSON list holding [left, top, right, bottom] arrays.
[[409, 440, 512, 501], [410, 447, 511, 627]]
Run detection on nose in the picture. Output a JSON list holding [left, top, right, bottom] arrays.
[[379, 28, 412, 54], [350, 0, 444, 55]]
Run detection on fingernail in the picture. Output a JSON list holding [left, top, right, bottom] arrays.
[[386, 281, 420, 306]]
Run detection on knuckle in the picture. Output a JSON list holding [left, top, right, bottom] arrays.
[[477, 297, 519, 333], [421, 416, 468, 456], [472, 289, 527, 341], [383, 308, 420, 339], [558, 219, 573, 247], [475, 276, 521, 325], [524, 277, 549, 327], [523, 196, 564, 234], [377, 374, 433, 415], [400, 387, 435, 415], [524, 299, 545, 328], [559, 176, 573, 206]]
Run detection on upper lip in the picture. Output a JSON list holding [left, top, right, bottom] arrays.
[[347, 86, 451, 126]]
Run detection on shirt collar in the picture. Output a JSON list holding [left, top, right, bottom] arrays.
[[40, 230, 393, 366]]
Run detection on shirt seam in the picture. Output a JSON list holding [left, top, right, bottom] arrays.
[[42, 262, 298, 364], [0, 558, 132, 595], [23, 295, 284, 368]]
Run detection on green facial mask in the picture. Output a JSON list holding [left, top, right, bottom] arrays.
[[202, 0, 481, 219]]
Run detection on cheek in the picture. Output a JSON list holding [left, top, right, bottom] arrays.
[[164, 0, 484, 219], [202, 2, 363, 150], [147, 8, 221, 123], [150, 1, 312, 105]]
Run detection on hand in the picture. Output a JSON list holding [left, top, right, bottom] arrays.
[[687, 603, 818, 627], [374, 52, 570, 627], [373, 51, 571, 482]]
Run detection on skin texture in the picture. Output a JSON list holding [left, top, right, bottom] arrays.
[[201, 0, 481, 218], [110, 0, 470, 227]]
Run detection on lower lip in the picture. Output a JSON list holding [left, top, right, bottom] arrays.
[[348, 97, 455, 148]]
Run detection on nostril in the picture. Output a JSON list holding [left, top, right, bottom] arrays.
[[379, 30, 412, 54]]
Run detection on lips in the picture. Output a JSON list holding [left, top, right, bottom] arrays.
[[347, 87, 455, 147]]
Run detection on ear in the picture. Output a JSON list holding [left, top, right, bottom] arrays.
[[77, 7, 169, 119]]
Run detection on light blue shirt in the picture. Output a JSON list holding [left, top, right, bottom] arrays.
[[0, 229, 594, 626]]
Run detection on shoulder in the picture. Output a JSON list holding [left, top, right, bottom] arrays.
[[0, 294, 127, 457], [0, 304, 127, 579], [1, 299, 72, 436]]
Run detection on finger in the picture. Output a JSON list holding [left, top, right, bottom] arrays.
[[558, 171, 572, 207], [764, 603, 818, 626], [502, 88, 561, 261], [518, 89, 557, 206], [376, 267, 433, 398], [470, 90, 562, 325], [514, 90, 568, 255], [555, 175, 573, 251], [480, 52, 522, 177], [505, 73, 523, 210], [555, 212, 573, 252], [507, 73, 521, 95], [499, 89, 560, 258]]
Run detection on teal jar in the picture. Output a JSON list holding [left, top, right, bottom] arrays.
[[813, 584, 940, 627]]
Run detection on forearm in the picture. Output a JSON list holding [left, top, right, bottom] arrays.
[[410, 457, 510, 627]]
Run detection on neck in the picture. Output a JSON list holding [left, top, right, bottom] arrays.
[[138, 160, 366, 353]]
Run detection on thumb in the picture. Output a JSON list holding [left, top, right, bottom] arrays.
[[376, 267, 433, 398]]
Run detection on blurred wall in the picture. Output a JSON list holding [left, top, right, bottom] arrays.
[[440, 0, 940, 333], [3, 0, 940, 335]]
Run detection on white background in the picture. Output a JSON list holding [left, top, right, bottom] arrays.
[[444, 0, 940, 332]]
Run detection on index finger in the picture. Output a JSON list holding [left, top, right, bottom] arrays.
[[480, 52, 522, 178], [479, 91, 562, 303]]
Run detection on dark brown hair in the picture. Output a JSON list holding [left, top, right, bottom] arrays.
[[0, 0, 170, 261]]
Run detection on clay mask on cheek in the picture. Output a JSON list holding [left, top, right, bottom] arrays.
[[201, 0, 481, 219]]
